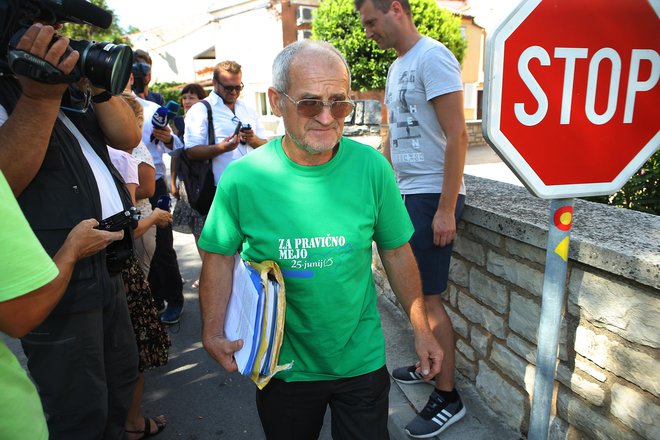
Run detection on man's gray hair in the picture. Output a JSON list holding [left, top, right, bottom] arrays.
[[272, 40, 352, 95]]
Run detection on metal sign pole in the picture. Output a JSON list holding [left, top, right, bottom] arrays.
[[528, 198, 575, 440]]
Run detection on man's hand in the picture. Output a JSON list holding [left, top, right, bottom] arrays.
[[152, 126, 174, 147], [432, 209, 457, 248], [150, 207, 173, 228], [14, 23, 79, 101], [63, 219, 124, 261], [220, 132, 240, 153], [414, 329, 444, 381], [202, 334, 244, 372]]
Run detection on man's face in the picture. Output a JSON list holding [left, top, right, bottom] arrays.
[[358, 0, 396, 50], [275, 53, 350, 157], [213, 70, 242, 105]]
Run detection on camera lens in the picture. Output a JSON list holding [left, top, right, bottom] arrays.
[[70, 40, 133, 95]]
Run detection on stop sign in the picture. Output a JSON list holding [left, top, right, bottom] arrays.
[[483, 0, 660, 198]]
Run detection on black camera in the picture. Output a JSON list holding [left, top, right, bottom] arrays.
[[96, 207, 139, 232], [0, 0, 133, 95], [130, 61, 150, 95], [241, 123, 251, 132]]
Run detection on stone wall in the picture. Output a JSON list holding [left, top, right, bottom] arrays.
[[467, 120, 489, 148], [373, 175, 660, 440]]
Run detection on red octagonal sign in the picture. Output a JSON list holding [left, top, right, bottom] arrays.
[[483, 0, 659, 198]]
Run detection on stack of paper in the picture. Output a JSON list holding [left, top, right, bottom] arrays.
[[224, 255, 292, 389]]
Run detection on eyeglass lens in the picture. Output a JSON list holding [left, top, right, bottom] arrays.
[[221, 83, 243, 92], [296, 99, 354, 118]]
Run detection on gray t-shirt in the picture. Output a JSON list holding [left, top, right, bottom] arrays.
[[385, 36, 466, 195]]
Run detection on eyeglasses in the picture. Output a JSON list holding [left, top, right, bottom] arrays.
[[218, 82, 244, 93], [280, 91, 355, 119]]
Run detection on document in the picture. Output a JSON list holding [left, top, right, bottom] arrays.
[[224, 255, 293, 389], [224, 256, 264, 374]]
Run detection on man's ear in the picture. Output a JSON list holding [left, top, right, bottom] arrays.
[[391, 1, 404, 16], [268, 87, 283, 117]]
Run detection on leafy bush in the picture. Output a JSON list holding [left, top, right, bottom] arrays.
[[312, 0, 466, 91], [585, 150, 660, 215], [150, 82, 185, 114]]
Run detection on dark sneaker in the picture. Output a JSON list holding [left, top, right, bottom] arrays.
[[405, 390, 466, 438], [160, 304, 183, 325], [392, 365, 435, 385]]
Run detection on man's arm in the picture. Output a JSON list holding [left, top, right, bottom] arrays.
[[200, 252, 243, 372], [93, 91, 142, 151], [378, 243, 443, 380], [0, 24, 78, 196], [186, 134, 240, 161], [431, 91, 468, 247], [0, 219, 123, 337], [381, 131, 392, 166], [183, 103, 240, 160]]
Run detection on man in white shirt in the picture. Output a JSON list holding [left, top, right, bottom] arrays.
[[184, 60, 268, 185]]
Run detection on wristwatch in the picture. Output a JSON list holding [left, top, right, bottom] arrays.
[[91, 91, 113, 103]]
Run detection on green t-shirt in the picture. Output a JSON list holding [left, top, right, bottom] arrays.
[[199, 137, 413, 381], [0, 172, 57, 439]]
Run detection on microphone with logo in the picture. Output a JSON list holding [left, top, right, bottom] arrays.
[[150, 106, 169, 145]]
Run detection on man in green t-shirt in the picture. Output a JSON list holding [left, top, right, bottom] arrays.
[[199, 40, 442, 439], [0, 171, 123, 439]]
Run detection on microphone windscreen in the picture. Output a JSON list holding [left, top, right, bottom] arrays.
[[62, 0, 113, 29], [151, 106, 169, 129], [165, 100, 180, 120]]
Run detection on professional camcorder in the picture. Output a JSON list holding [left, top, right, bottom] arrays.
[[0, 0, 133, 95]]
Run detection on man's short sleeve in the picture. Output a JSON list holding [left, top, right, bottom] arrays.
[[372, 156, 414, 249], [420, 44, 463, 101]]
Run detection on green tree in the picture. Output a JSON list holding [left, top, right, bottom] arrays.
[[312, 0, 466, 91], [585, 151, 660, 215], [59, 0, 126, 44]]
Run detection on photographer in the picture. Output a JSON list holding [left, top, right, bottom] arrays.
[[0, 7, 142, 439], [132, 49, 163, 105]]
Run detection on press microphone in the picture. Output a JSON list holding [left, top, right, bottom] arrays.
[[165, 100, 180, 121], [150, 106, 169, 144], [50, 0, 114, 29]]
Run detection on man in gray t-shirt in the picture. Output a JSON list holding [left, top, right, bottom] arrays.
[[357, 0, 468, 438]]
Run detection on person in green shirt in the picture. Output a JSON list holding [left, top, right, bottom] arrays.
[[0, 171, 123, 439], [198, 40, 442, 440]]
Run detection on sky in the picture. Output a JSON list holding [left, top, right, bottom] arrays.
[[104, 0, 522, 34], [105, 0, 214, 31]]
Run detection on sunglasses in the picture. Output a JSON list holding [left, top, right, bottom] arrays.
[[280, 91, 355, 119], [218, 82, 244, 93]]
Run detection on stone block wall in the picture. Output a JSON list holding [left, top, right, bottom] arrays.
[[373, 175, 659, 440], [467, 120, 489, 148]]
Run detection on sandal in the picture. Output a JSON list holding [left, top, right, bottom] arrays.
[[126, 416, 166, 439]]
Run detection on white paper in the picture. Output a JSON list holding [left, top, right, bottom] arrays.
[[224, 255, 262, 374]]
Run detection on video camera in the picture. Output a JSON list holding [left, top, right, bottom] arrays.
[[0, 0, 133, 95], [131, 61, 150, 95]]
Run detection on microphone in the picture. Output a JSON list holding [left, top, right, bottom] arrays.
[[150, 106, 169, 144], [165, 100, 180, 121], [52, 0, 114, 29]]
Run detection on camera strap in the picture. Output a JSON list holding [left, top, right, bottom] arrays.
[[7, 48, 80, 84]]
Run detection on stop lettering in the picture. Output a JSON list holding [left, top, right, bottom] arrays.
[[483, 0, 660, 198]]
